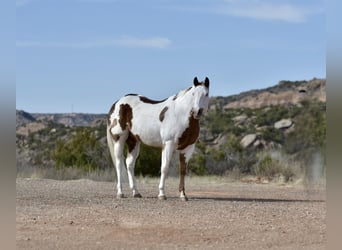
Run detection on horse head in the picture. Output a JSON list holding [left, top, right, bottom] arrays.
[[191, 77, 210, 119]]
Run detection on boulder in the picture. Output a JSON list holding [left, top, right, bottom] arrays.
[[274, 119, 292, 129], [232, 114, 248, 125], [240, 134, 257, 148]]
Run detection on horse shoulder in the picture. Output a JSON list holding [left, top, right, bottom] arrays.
[[177, 116, 200, 150]]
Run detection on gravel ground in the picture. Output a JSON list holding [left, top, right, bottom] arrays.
[[16, 177, 326, 249]]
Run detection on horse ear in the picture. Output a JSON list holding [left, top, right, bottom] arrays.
[[193, 77, 200, 86], [204, 77, 210, 88]]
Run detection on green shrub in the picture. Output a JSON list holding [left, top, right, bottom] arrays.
[[188, 141, 208, 175], [189, 153, 207, 175], [51, 127, 103, 171], [255, 154, 280, 179], [284, 101, 326, 164], [262, 127, 284, 144], [134, 144, 161, 177]]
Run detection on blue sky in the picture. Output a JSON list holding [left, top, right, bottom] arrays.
[[16, 0, 326, 114]]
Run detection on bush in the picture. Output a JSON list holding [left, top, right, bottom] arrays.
[[284, 101, 326, 163], [189, 153, 207, 175], [188, 141, 208, 175], [51, 127, 103, 171], [134, 145, 161, 177], [255, 154, 280, 179], [254, 152, 297, 182], [262, 127, 284, 144]]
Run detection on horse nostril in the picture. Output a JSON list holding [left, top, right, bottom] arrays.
[[198, 108, 203, 116]]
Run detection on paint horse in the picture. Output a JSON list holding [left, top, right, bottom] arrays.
[[107, 77, 210, 201]]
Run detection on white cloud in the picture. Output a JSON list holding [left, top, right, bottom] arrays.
[[114, 37, 172, 49], [219, 1, 308, 22], [16, 37, 172, 49], [158, 0, 323, 23], [223, 3, 307, 22]]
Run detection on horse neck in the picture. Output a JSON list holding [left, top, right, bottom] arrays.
[[174, 91, 194, 122]]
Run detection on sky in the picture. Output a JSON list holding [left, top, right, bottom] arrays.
[[16, 0, 326, 114]]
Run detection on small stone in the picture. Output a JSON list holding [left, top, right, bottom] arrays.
[[274, 119, 292, 129]]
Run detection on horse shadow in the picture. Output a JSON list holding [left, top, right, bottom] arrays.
[[188, 196, 325, 203]]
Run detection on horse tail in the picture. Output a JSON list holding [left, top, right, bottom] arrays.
[[107, 124, 115, 166], [107, 102, 117, 168]]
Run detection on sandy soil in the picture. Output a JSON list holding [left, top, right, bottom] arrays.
[[16, 177, 326, 249]]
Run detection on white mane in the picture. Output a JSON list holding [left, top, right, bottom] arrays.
[[173, 87, 192, 100]]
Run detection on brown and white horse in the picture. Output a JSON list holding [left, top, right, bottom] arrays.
[[107, 77, 210, 201]]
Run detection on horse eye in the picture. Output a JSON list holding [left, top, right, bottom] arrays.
[[205, 93, 208, 97]]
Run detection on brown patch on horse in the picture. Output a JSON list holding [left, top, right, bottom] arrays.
[[177, 113, 200, 150], [119, 104, 133, 130], [139, 96, 167, 104], [126, 132, 138, 153], [159, 106, 169, 122], [111, 133, 120, 142]]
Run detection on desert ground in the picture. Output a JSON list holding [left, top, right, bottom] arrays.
[[16, 177, 326, 249]]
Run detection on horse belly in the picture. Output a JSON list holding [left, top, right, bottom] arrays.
[[130, 117, 163, 148]]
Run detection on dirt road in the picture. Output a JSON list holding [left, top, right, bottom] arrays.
[[16, 177, 326, 249]]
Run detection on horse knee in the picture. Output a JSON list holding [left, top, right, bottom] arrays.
[[126, 152, 137, 167], [126, 161, 135, 173], [160, 165, 169, 176]]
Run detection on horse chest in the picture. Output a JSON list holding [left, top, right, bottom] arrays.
[[177, 116, 200, 150]]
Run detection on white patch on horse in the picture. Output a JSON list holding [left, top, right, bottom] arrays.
[[107, 77, 210, 200]]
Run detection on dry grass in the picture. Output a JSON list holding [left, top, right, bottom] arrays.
[[16, 166, 116, 182], [16, 163, 325, 191]]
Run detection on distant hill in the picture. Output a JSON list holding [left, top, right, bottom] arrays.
[[16, 110, 106, 135]]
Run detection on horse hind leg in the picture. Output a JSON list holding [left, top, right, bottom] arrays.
[[107, 123, 128, 198], [113, 136, 128, 198], [126, 132, 142, 198]]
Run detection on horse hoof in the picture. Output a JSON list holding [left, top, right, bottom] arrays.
[[158, 195, 167, 200], [133, 193, 142, 198], [180, 196, 188, 201], [116, 193, 125, 199]]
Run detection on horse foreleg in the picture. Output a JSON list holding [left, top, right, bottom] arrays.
[[179, 144, 195, 201], [179, 153, 188, 201], [158, 141, 175, 200]]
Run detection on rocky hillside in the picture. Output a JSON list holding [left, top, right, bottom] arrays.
[[16, 78, 326, 179], [16, 110, 106, 127], [210, 78, 325, 110]]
